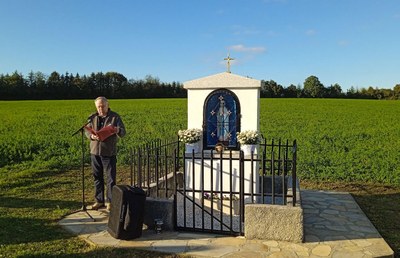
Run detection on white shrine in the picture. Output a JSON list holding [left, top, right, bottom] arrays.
[[176, 61, 303, 242], [183, 70, 262, 201]]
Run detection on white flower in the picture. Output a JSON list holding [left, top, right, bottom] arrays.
[[178, 128, 202, 144], [236, 130, 260, 144]]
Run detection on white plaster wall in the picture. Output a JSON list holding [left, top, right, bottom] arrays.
[[183, 72, 262, 202], [187, 89, 208, 129], [185, 158, 259, 202], [233, 88, 260, 132]]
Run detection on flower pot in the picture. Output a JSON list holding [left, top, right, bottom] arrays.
[[185, 142, 200, 154], [241, 144, 256, 156]]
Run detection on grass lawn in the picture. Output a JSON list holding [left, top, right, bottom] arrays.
[[0, 98, 398, 257], [0, 168, 178, 258], [0, 168, 399, 257]]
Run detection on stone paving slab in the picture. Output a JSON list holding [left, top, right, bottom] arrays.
[[58, 190, 394, 257]]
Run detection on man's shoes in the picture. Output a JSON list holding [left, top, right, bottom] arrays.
[[106, 202, 111, 212], [91, 202, 105, 210]]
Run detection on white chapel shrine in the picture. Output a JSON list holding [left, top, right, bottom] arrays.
[[182, 71, 262, 202]]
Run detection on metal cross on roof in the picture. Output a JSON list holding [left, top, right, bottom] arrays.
[[224, 53, 235, 73]]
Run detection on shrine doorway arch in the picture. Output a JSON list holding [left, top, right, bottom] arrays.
[[203, 88, 241, 150]]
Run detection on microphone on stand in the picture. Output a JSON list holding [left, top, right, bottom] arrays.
[[72, 114, 97, 137]]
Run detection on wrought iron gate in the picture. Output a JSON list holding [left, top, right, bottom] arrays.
[[130, 138, 297, 236]]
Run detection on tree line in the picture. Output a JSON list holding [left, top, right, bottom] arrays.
[[0, 71, 399, 100], [262, 75, 400, 100], [0, 71, 186, 100]]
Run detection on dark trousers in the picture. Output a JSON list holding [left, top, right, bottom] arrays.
[[91, 154, 116, 203]]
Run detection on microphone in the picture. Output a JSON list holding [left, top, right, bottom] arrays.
[[72, 113, 97, 136]]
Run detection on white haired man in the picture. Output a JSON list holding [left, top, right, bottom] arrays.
[[85, 96, 126, 211]]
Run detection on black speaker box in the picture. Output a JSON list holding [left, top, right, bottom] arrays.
[[107, 185, 146, 240]]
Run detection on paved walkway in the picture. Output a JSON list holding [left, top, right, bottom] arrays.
[[59, 190, 394, 257]]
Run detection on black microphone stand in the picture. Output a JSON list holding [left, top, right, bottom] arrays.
[[72, 122, 95, 221]]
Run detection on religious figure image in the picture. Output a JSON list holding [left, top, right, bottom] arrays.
[[217, 98, 230, 142]]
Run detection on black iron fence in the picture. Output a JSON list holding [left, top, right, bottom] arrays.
[[129, 137, 297, 235], [130, 138, 181, 198]]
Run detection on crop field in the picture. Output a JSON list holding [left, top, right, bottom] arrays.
[[0, 98, 399, 257], [0, 98, 399, 185]]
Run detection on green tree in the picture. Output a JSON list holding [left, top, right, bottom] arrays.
[[365, 87, 376, 98], [105, 72, 128, 98], [381, 88, 393, 100], [393, 84, 400, 100], [47, 71, 62, 99], [3, 71, 26, 99], [262, 80, 283, 97], [285, 84, 298, 98], [144, 74, 160, 84], [303, 75, 325, 98], [326, 83, 343, 98]]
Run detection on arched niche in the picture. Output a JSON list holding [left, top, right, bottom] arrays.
[[203, 88, 241, 149]]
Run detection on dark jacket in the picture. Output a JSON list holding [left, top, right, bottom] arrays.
[[85, 109, 126, 156]]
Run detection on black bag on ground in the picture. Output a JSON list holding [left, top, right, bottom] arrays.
[[107, 185, 146, 240]]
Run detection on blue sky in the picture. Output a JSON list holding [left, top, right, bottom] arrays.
[[0, 0, 399, 91]]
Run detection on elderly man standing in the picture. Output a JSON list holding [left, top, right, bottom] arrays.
[[85, 96, 126, 211]]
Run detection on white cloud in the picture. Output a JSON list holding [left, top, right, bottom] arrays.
[[228, 44, 266, 53], [219, 44, 266, 71]]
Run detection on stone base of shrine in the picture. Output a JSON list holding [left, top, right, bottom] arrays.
[[245, 176, 303, 243], [245, 203, 303, 243]]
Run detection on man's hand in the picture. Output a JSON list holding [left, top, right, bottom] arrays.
[[91, 134, 100, 141]]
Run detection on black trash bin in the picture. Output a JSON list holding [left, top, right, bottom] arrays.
[[107, 185, 146, 240]]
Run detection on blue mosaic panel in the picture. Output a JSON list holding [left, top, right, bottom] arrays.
[[204, 90, 239, 148]]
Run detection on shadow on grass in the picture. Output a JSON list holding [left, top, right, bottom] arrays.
[[16, 247, 179, 258], [0, 216, 72, 246], [0, 196, 82, 246], [352, 192, 400, 258], [0, 196, 78, 209]]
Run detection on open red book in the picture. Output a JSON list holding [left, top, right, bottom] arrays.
[[85, 125, 117, 141]]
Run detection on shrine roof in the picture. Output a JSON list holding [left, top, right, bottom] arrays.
[[183, 72, 262, 89]]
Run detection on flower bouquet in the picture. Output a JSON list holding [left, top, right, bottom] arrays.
[[178, 128, 202, 153], [237, 130, 260, 155], [236, 130, 260, 144], [178, 128, 202, 144]]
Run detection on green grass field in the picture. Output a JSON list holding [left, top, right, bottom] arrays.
[[0, 98, 399, 257], [1, 98, 399, 185], [260, 98, 400, 184]]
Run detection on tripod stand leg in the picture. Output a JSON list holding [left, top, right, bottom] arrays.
[[70, 127, 96, 221], [81, 204, 95, 221], [80, 129, 95, 221]]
